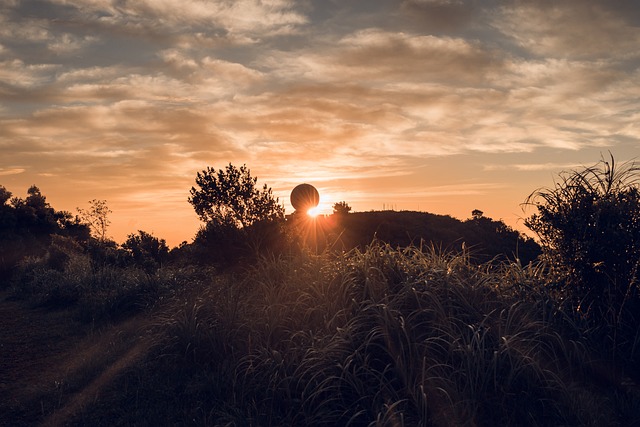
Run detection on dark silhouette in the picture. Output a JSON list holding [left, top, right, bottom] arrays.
[[189, 163, 284, 228], [333, 201, 352, 215], [524, 153, 640, 380], [0, 185, 89, 282], [290, 183, 320, 213], [188, 164, 287, 268]]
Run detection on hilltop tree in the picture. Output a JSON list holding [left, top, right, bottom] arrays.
[[11, 185, 59, 237], [333, 201, 352, 215], [0, 185, 12, 205], [188, 163, 284, 229]]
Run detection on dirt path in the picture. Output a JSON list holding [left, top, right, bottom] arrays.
[[0, 289, 155, 426]]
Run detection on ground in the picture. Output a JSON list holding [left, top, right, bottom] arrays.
[[0, 288, 152, 426]]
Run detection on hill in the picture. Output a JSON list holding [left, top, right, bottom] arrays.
[[309, 210, 540, 265]]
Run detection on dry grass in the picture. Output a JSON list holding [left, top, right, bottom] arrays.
[[7, 240, 640, 426], [69, 241, 638, 426]]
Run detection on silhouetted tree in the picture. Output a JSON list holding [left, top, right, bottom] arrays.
[[0, 185, 90, 281], [333, 201, 352, 216], [0, 185, 11, 205], [188, 163, 284, 228], [188, 164, 286, 268], [77, 199, 112, 241], [471, 209, 484, 220], [122, 230, 169, 272], [11, 185, 59, 238]]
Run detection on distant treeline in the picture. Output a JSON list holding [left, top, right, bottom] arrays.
[[0, 184, 537, 286]]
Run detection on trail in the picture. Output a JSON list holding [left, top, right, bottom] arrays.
[[0, 289, 156, 426]]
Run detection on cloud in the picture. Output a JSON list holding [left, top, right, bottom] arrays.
[[2, 0, 639, 244], [0, 168, 25, 176], [0, 60, 60, 89], [329, 29, 501, 84], [46, 0, 308, 43], [494, 1, 640, 60], [483, 162, 583, 172]]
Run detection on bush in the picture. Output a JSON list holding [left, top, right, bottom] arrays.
[[191, 218, 291, 269], [525, 155, 640, 313], [10, 242, 192, 323], [524, 154, 640, 377]]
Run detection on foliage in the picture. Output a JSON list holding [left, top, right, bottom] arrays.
[[523, 154, 640, 382], [67, 243, 640, 426], [122, 230, 170, 272], [471, 209, 484, 219], [332, 200, 352, 215], [7, 163, 640, 425], [188, 163, 285, 229], [524, 154, 640, 318], [9, 240, 200, 323], [77, 199, 112, 241], [328, 210, 540, 265], [0, 185, 90, 282], [191, 218, 292, 269]]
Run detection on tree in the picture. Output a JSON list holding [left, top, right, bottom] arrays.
[[188, 163, 284, 228], [524, 154, 640, 317], [471, 209, 484, 220], [0, 185, 90, 279], [10, 185, 61, 241], [77, 199, 112, 241], [122, 230, 169, 272], [0, 185, 11, 205], [333, 201, 352, 216]]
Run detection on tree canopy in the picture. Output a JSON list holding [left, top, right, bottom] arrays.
[[333, 201, 352, 215], [188, 163, 284, 229], [0, 185, 90, 278]]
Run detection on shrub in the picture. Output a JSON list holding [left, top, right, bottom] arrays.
[[524, 154, 640, 314], [524, 154, 640, 377], [121, 230, 170, 273]]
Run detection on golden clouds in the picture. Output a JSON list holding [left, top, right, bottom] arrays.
[[48, 0, 306, 41], [1, 0, 639, 244]]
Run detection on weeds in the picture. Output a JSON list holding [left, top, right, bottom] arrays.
[[87, 241, 636, 426], [9, 238, 640, 426]]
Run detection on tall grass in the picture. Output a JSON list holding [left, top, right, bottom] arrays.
[[84, 241, 640, 426], [10, 247, 207, 324]]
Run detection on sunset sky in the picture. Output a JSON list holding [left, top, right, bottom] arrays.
[[2, 0, 640, 246]]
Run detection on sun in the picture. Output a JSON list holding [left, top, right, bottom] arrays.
[[307, 206, 321, 218]]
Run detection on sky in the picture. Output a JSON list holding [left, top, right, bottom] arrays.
[[1, 0, 640, 246]]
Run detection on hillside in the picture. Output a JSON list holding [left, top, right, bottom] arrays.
[[315, 210, 540, 265]]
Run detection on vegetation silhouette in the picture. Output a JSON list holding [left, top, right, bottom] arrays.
[[524, 153, 640, 381], [188, 163, 289, 269], [0, 185, 89, 281], [2, 155, 640, 426]]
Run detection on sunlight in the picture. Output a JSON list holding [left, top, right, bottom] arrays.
[[307, 206, 321, 217]]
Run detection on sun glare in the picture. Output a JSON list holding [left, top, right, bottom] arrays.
[[307, 207, 321, 217]]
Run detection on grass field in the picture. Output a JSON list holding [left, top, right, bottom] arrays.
[[4, 240, 639, 426]]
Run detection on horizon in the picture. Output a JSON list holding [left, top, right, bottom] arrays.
[[2, 1, 639, 246]]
